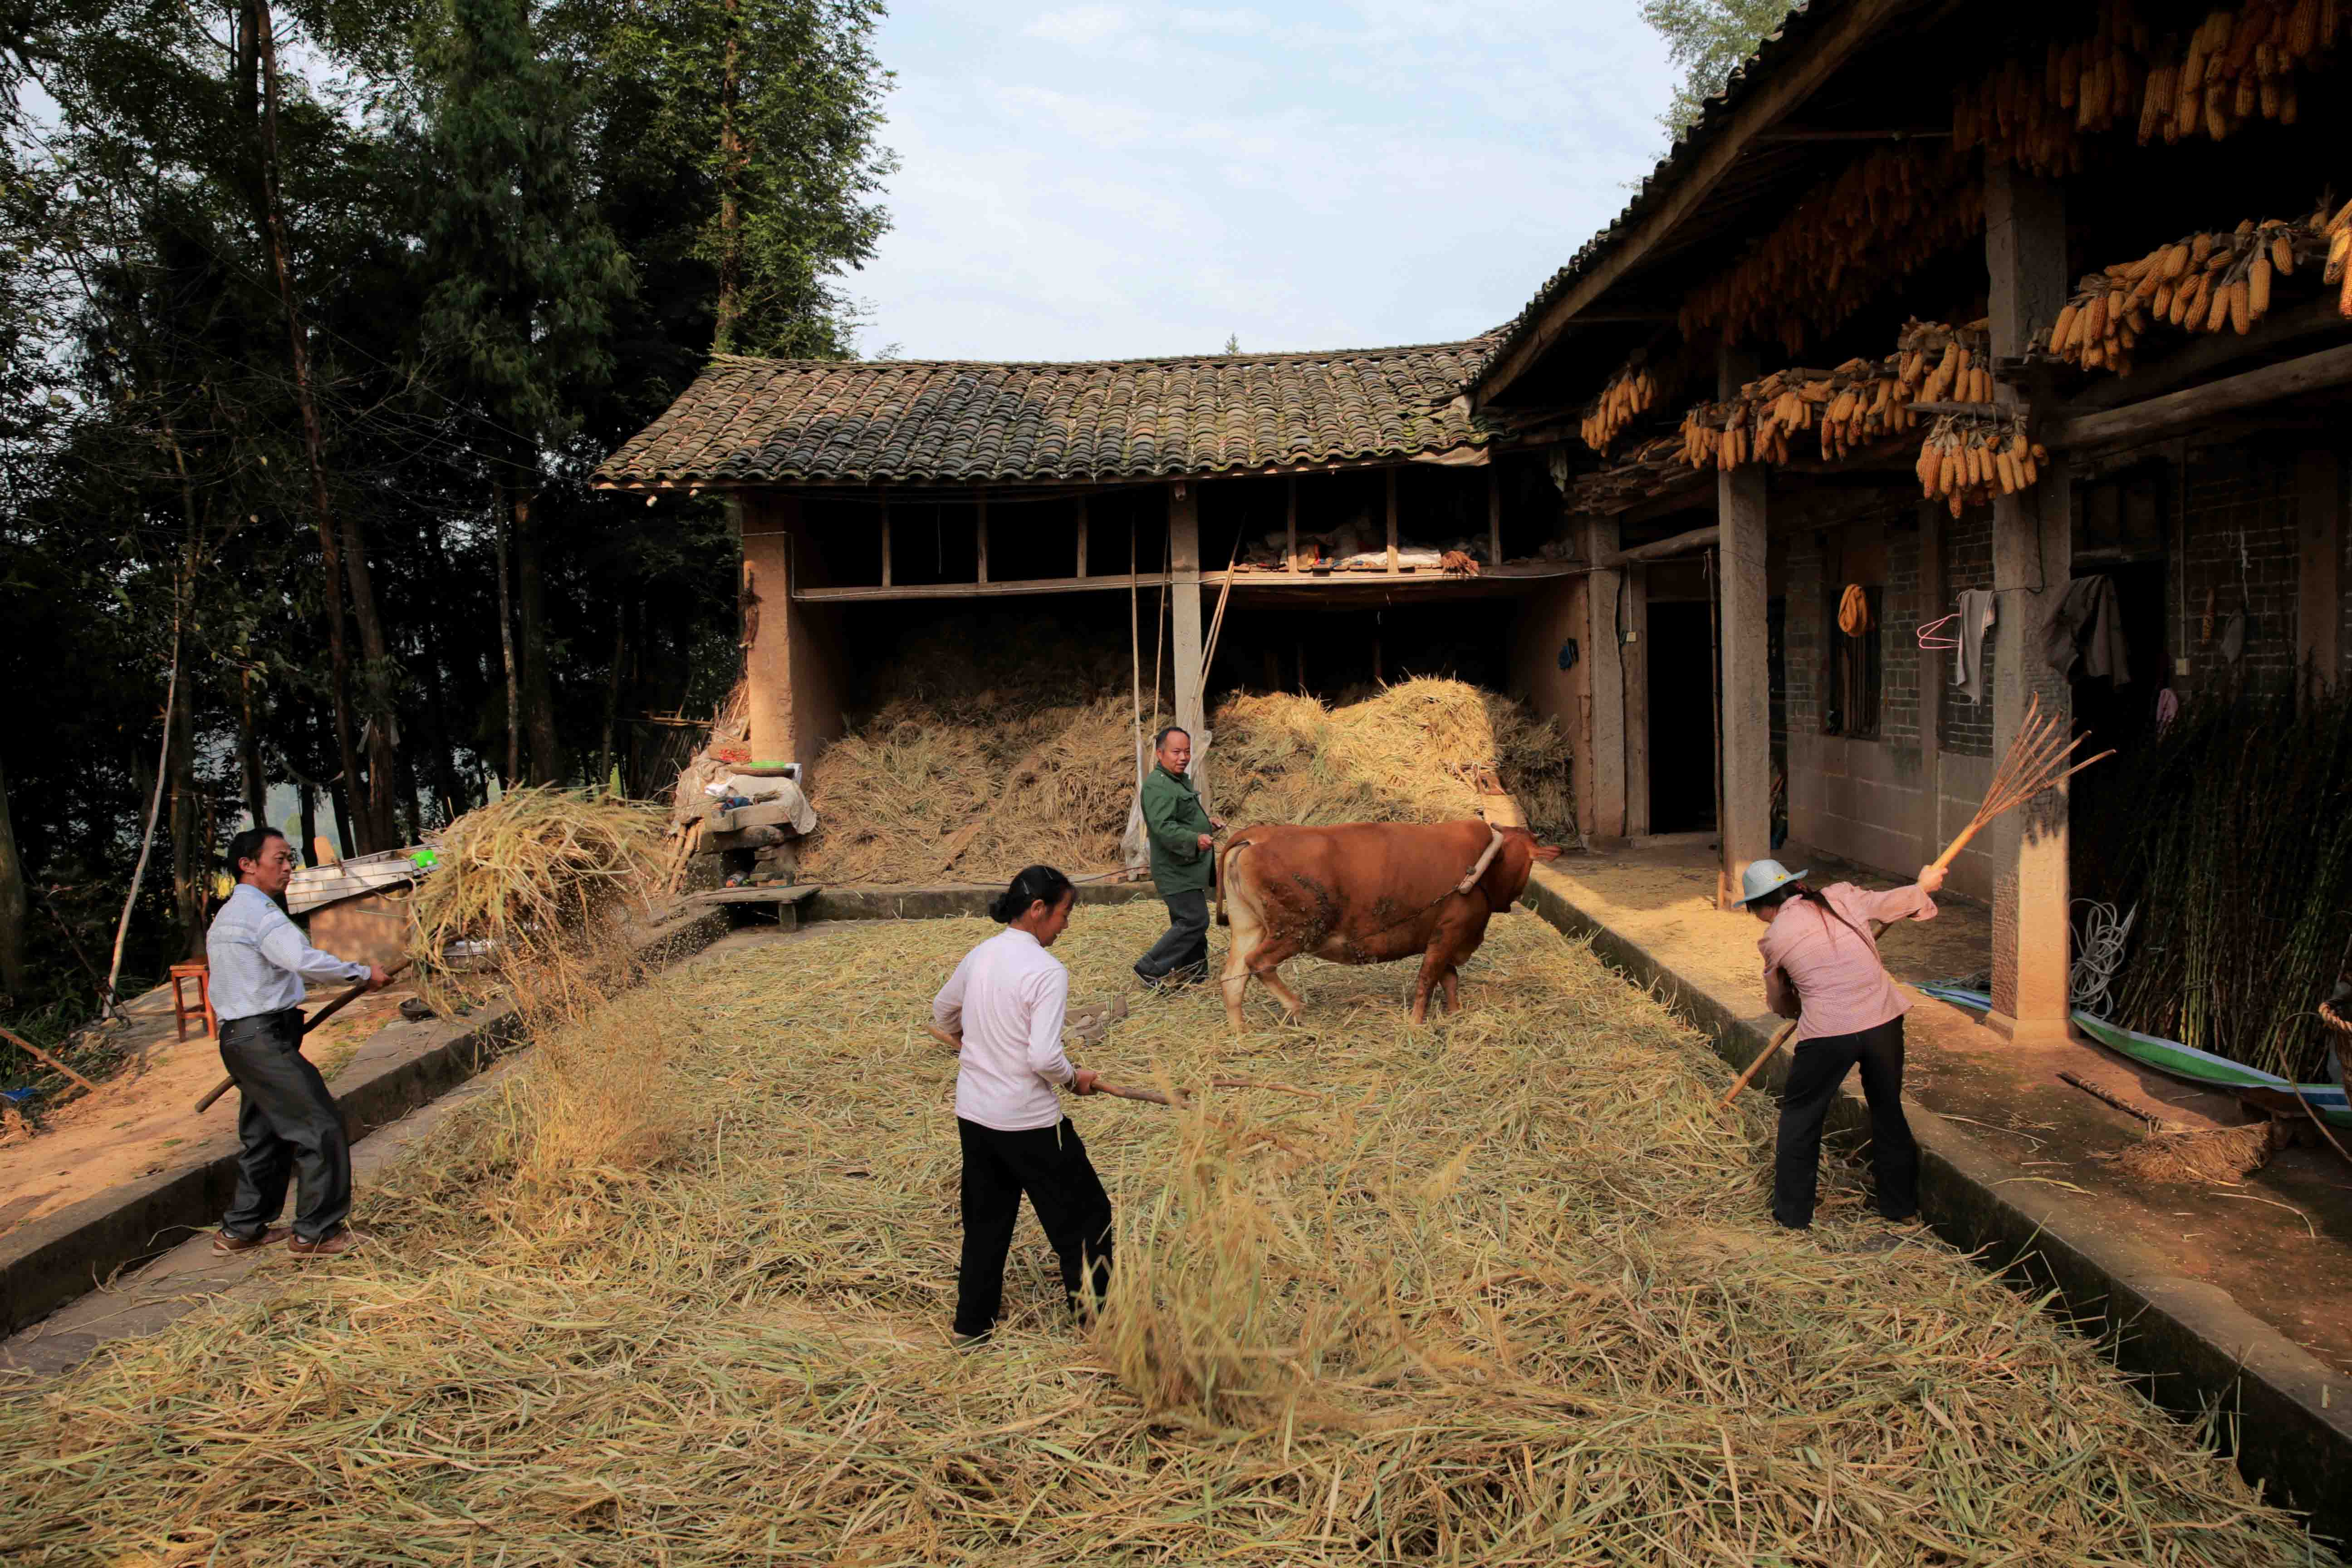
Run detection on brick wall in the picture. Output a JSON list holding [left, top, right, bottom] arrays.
[[1883, 511, 1923, 747], [2179, 445, 2302, 696], [1939, 505, 1995, 755], [1785, 532, 1823, 735]]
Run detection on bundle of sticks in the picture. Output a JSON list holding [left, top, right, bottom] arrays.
[[1721, 696, 2110, 1105]]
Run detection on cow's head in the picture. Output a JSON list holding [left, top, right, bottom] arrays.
[[1476, 826, 1561, 911]]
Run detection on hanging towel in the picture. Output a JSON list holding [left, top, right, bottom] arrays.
[[2043, 575, 2131, 684], [1954, 588, 1996, 704]]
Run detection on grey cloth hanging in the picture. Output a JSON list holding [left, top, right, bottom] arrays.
[[2044, 575, 2131, 684], [1953, 589, 1996, 704]]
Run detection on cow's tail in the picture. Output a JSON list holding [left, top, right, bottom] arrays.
[[1214, 836, 1255, 928]]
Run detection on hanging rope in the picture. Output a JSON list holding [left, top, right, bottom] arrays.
[[2070, 899, 2136, 1017]]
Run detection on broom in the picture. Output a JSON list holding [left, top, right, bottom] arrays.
[[1721, 696, 2112, 1107]]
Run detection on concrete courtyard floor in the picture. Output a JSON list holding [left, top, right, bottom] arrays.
[[1536, 839, 2352, 1380]]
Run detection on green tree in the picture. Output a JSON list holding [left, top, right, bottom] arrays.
[[418, 0, 635, 784], [1641, 0, 1793, 134]]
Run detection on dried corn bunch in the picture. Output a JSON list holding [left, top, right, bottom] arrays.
[[1677, 144, 1982, 353], [1916, 411, 2046, 517], [2044, 210, 2326, 371], [1897, 320, 1995, 402], [2321, 196, 2352, 315], [1812, 358, 1920, 461], [1955, 0, 2337, 175], [1578, 360, 1660, 454]]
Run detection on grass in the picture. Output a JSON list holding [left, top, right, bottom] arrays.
[[0, 906, 2317, 1564]]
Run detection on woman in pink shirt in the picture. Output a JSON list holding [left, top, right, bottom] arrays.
[[1739, 857, 1945, 1233]]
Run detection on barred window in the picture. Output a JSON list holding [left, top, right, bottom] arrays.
[[1825, 585, 1882, 740]]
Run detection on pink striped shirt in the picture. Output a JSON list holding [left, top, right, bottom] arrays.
[[1758, 882, 1937, 1043]]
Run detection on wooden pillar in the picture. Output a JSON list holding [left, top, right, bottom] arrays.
[[878, 498, 892, 588], [1914, 498, 1945, 870], [733, 493, 842, 774], [1583, 513, 1628, 839], [1985, 163, 2074, 1044], [975, 499, 989, 584], [1487, 469, 1504, 567], [1717, 345, 1773, 909], [2298, 450, 2342, 694], [1285, 477, 1300, 573], [1385, 467, 1400, 572], [1169, 483, 1206, 760], [1074, 496, 1088, 578], [1624, 564, 1652, 837]]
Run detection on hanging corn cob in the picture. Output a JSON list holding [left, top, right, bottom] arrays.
[[1916, 410, 2046, 517], [2038, 205, 2330, 372], [1955, 0, 2339, 176], [1677, 145, 1984, 353], [2323, 195, 2352, 317], [1578, 359, 1661, 454]]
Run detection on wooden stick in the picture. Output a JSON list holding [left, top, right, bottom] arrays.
[[922, 1024, 1215, 1107], [2058, 1069, 2173, 1132], [1720, 1019, 1799, 1107], [0, 1023, 100, 1094], [194, 959, 413, 1115]]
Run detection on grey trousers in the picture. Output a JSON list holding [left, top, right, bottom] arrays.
[[217, 1007, 353, 1243], [1134, 890, 1210, 981]]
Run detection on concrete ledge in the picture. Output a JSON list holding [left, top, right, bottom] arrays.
[[1524, 866, 2352, 1543], [806, 879, 1164, 924], [0, 905, 725, 1344]]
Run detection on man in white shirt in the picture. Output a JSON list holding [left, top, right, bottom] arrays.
[[206, 825, 387, 1258], [932, 865, 1112, 1342]]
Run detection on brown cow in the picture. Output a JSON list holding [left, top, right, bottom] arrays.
[[1212, 820, 1559, 1030]]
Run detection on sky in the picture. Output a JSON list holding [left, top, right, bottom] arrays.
[[848, 2, 1681, 363]]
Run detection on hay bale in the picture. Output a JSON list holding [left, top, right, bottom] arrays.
[[2, 907, 2314, 1563]]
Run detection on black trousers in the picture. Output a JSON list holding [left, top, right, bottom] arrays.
[[218, 1008, 353, 1243], [1134, 889, 1210, 982], [1773, 1015, 1918, 1229], [955, 1117, 1113, 1338]]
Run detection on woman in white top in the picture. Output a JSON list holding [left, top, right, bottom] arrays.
[[931, 865, 1111, 1341]]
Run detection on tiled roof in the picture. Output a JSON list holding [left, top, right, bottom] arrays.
[[596, 342, 1496, 488]]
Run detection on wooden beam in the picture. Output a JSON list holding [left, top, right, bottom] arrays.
[[1474, 0, 1912, 406], [1074, 497, 1088, 577], [1385, 467, 1400, 572], [1285, 476, 1299, 573], [1487, 469, 1504, 566], [1754, 126, 1949, 142], [2049, 343, 2352, 453], [878, 499, 892, 588], [790, 561, 1591, 603], [2056, 294, 2343, 416], [1600, 520, 1718, 568], [975, 499, 988, 584]]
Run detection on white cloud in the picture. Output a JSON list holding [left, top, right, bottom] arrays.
[[853, 0, 1677, 362]]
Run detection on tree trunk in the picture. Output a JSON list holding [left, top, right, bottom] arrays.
[[494, 480, 521, 789], [167, 662, 201, 960], [298, 777, 318, 867], [414, 514, 468, 820], [0, 750, 26, 1000], [106, 604, 182, 1009], [598, 603, 627, 790], [713, 0, 745, 353], [338, 507, 402, 846], [514, 491, 560, 784], [237, 662, 268, 827], [251, 0, 370, 852]]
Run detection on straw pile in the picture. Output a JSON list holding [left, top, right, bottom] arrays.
[[2113, 1122, 2283, 1186], [1210, 678, 1575, 841], [410, 786, 667, 1021], [0, 908, 2312, 1564]]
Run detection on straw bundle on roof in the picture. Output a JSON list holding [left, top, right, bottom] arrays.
[[1, 906, 2310, 1563]]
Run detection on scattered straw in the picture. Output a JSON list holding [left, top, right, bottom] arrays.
[[0, 908, 2313, 1563]]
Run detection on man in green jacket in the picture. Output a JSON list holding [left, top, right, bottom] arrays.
[[1134, 725, 1224, 988]]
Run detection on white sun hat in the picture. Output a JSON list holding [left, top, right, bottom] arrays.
[[1735, 858, 1809, 906]]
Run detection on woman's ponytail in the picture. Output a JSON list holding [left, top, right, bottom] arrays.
[[1754, 882, 1873, 948], [990, 864, 1074, 923]]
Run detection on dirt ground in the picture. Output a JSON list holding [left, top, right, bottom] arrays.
[[0, 975, 418, 1237], [1545, 840, 2352, 1379]]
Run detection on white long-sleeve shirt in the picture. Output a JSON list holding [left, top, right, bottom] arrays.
[[931, 928, 1074, 1131], [206, 884, 371, 1023]]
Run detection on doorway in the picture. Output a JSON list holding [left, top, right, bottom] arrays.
[[1648, 600, 1718, 833]]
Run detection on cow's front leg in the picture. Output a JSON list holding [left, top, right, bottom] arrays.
[[1411, 946, 1450, 1024]]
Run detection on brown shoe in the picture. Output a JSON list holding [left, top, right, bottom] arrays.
[[286, 1228, 368, 1259], [212, 1226, 291, 1255]]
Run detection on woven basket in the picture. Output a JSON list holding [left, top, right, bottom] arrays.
[[2323, 997, 2352, 1040]]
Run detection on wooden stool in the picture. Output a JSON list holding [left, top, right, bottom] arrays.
[[168, 960, 216, 1041]]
